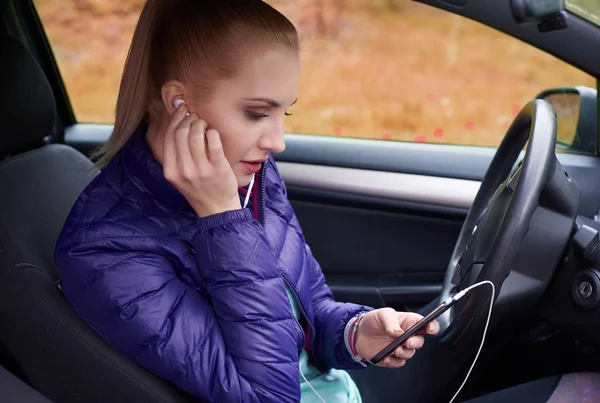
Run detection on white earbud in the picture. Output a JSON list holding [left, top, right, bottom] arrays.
[[173, 99, 190, 116]]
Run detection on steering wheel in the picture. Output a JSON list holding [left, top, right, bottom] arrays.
[[436, 99, 571, 342]]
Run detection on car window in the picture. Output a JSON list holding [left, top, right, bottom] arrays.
[[34, 0, 596, 149], [567, 0, 600, 27]]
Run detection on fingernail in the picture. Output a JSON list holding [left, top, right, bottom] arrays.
[[394, 328, 402, 333]]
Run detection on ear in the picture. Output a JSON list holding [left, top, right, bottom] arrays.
[[161, 80, 186, 114]]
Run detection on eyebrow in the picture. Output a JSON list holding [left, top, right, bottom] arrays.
[[243, 97, 298, 108]]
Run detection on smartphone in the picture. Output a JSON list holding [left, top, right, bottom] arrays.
[[369, 292, 465, 365]]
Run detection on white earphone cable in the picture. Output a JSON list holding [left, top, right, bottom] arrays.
[[449, 280, 496, 403], [301, 370, 327, 403], [243, 174, 255, 209]]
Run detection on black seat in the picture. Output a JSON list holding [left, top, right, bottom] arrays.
[[0, 363, 53, 403], [0, 35, 193, 402]]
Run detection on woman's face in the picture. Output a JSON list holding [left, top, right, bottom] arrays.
[[185, 46, 300, 187]]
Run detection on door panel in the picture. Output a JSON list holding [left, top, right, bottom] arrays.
[[289, 191, 462, 310], [279, 162, 475, 310]]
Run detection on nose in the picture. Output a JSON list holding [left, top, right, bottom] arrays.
[[258, 120, 286, 153]]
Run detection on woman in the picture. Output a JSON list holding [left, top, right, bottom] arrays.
[[54, 0, 438, 402]]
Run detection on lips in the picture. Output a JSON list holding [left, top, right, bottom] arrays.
[[240, 160, 265, 174]]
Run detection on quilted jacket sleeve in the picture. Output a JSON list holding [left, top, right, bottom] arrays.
[[56, 209, 302, 403]]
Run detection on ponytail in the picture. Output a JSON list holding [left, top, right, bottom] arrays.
[[91, 0, 161, 168]]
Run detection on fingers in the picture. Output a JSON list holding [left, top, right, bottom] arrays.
[[377, 308, 402, 338], [368, 309, 441, 370], [158, 102, 239, 217], [174, 114, 196, 177], [188, 119, 207, 166], [162, 103, 225, 183], [393, 346, 416, 360], [163, 103, 189, 179], [397, 312, 424, 331], [377, 356, 406, 369], [166, 102, 190, 134], [205, 128, 226, 165], [391, 334, 423, 359], [426, 320, 440, 335], [404, 335, 425, 350]]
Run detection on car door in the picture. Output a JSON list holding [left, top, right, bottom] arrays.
[[27, 0, 600, 318]]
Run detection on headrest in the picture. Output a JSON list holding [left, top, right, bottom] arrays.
[[0, 35, 56, 156]]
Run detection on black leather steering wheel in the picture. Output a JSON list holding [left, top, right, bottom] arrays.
[[379, 99, 579, 403], [437, 99, 564, 342]]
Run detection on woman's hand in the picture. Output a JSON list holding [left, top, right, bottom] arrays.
[[354, 308, 439, 369], [163, 103, 241, 217]]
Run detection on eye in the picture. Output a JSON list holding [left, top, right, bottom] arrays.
[[246, 110, 269, 121]]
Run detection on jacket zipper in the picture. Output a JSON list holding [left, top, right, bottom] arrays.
[[282, 274, 318, 369], [259, 161, 317, 365], [259, 163, 266, 226]]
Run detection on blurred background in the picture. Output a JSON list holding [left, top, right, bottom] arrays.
[[34, 0, 598, 147]]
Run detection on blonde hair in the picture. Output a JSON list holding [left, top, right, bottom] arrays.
[[93, 0, 299, 169]]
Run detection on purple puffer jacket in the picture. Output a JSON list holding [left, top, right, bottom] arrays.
[[55, 124, 372, 402]]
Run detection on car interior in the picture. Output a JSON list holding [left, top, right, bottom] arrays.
[[1, 0, 600, 402]]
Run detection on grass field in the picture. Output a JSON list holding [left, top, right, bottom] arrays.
[[34, 0, 597, 147]]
